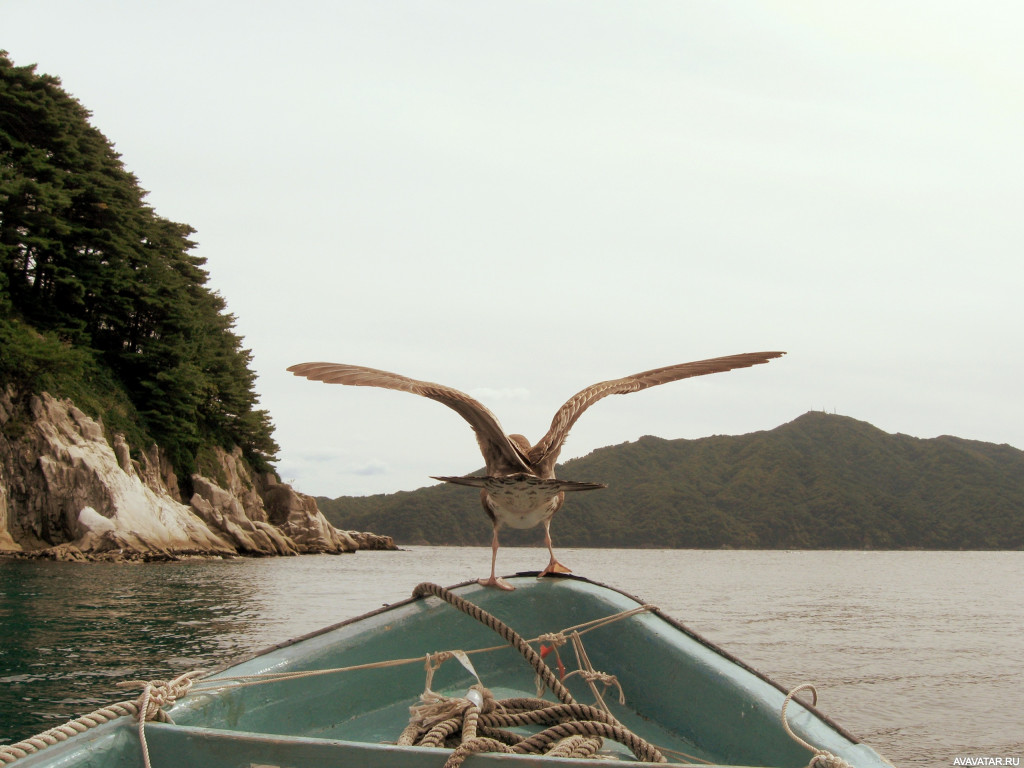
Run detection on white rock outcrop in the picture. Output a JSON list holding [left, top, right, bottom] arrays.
[[0, 391, 393, 559]]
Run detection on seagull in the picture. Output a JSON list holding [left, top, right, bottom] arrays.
[[288, 351, 784, 589]]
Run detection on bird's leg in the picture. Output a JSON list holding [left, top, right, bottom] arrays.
[[538, 518, 571, 577], [478, 526, 514, 590]]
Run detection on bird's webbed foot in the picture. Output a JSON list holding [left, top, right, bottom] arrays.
[[478, 575, 515, 591], [538, 560, 572, 578]]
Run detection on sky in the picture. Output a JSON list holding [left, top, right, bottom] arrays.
[[4, 1, 1023, 498]]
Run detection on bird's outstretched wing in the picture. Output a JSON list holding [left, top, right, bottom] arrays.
[[528, 351, 786, 472], [287, 362, 531, 473]]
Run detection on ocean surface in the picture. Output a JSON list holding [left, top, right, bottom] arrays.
[[1, 548, 1021, 766]]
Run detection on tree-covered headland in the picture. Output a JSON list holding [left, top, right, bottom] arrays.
[[0, 52, 277, 483]]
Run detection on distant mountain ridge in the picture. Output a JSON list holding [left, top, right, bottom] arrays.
[[318, 412, 1024, 549]]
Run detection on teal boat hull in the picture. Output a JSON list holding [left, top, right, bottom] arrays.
[[10, 575, 893, 767]]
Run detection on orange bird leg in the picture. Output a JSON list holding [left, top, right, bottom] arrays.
[[538, 518, 571, 577], [478, 525, 514, 590]]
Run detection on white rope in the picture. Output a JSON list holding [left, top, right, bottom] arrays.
[[0, 671, 202, 766], [536, 632, 568, 648], [563, 631, 626, 714], [781, 684, 857, 768], [194, 604, 660, 695], [529, 605, 656, 700], [563, 604, 660, 637], [116, 671, 203, 768], [0, 703, 140, 764]]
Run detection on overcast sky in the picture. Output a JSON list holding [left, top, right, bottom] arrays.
[[4, 1, 1023, 498]]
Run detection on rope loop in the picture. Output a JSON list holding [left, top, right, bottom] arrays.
[[576, 670, 626, 705], [117, 672, 196, 723], [781, 684, 857, 768], [567, 630, 626, 711], [115, 671, 203, 768], [422, 651, 453, 693]]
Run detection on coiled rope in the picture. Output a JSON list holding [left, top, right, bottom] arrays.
[[401, 582, 667, 766]]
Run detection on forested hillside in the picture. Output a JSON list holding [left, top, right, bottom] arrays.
[[319, 412, 1024, 549], [0, 52, 277, 481]]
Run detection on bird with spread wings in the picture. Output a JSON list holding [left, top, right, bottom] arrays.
[[289, 351, 784, 589]]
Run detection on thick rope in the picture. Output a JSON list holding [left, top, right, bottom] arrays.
[[546, 734, 602, 759], [404, 685, 662, 766], [781, 684, 857, 768], [116, 672, 200, 768], [0, 672, 200, 766], [406, 583, 667, 765], [412, 582, 575, 704], [0, 702, 148, 764]]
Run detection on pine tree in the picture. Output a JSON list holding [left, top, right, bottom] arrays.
[[0, 51, 278, 480]]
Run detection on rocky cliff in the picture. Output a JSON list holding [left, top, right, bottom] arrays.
[[0, 391, 395, 560]]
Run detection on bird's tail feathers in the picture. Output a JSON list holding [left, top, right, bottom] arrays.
[[554, 479, 607, 492], [432, 474, 606, 492]]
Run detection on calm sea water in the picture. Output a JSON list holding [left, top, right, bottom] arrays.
[[1, 549, 1021, 766]]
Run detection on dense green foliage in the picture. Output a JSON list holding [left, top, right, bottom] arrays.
[[0, 53, 277, 476], [318, 412, 1024, 549]]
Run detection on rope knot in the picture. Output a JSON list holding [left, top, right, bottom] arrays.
[[111, 671, 202, 768], [577, 670, 626, 705], [408, 691, 470, 731], [422, 651, 453, 691], [116, 672, 198, 723], [407, 685, 495, 731], [537, 632, 567, 648]]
